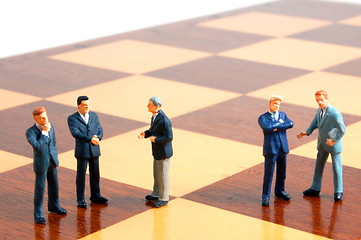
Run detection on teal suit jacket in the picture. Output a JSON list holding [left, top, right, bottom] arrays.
[[306, 105, 346, 153]]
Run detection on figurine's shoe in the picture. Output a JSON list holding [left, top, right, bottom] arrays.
[[77, 200, 87, 208], [154, 200, 168, 208], [48, 207, 67, 215], [262, 197, 269, 207], [90, 195, 108, 204], [275, 192, 291, 201], [34, 216, 46, 224], [303, 188, 320, 196], [145, 195, 159, 201], [334, 192, 343, 202]]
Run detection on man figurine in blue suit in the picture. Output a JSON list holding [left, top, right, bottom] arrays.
[[138, 97, 173, 208], [258, 95, 294, 206], [297, 90, 346, 201], [68, 96, 108, 208], [26, 107, 67, 224]]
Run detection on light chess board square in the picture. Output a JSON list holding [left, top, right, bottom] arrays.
[[46, 75, 241, 122], [50, 39, 211, 74], [198, 11, 332, 37], [339, 14, 361, 26], [219, 38, 361, 71], [78, 198, 329, 240], [246, 71, 361, 116]]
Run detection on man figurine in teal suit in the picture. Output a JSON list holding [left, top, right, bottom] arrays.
[[298, 90, 346, 201], [258, 95, 294, 206]]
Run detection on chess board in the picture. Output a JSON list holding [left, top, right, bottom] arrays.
[[1, 0, 361, 239]]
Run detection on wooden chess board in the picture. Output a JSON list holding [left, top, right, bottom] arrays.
[[1, 1, 361, 239]]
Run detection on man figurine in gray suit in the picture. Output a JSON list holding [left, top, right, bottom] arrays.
[[26, 107, 67, 224], [68, 96, 108, 208], [138, 97, 173, 208], [297, 90, 346, 201]]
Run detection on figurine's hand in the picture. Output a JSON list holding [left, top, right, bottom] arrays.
[[91, 136, 100, 145], [41, 123, 51, 132], [297, 131, 307, 138], [149, 136, 157, 142], [326, 138, 336, 146], [138, 131, 145, 139], [279, 119, 284, 123]]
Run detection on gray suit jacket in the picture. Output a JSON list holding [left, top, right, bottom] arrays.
[[26, 123, 59, 173], [306, 105, 346, 154]]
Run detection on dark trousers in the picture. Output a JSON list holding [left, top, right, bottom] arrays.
[[262, 152, 287, 200], [76, 157, 101, 201], [34, 161, 59, 218]]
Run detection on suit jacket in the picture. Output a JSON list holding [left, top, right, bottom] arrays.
[[144, 110, 173, 160], [306, 105, 346, 154], [26, 123, 59, 173], [258, 111, 294, 157], [68, 111, 103, 158]]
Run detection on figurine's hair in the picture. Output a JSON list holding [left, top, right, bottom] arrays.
[[315, 90, 328, 99], [77, 96, 89, 105], [149, 96, 162, 107], [269, 95, 283, 102], [32, 106, 46, 116]]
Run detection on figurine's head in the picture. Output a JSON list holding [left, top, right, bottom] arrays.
[[147, 96, 162, 113], [269, 95, 283, 113], [77, 96, 90, 114], [315, 90, 329, 109], [32, 106, 48, 125]]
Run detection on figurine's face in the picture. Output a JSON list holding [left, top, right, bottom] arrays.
[[147, 100, 159, 114], [269, 100, 281, 113], [78, 100, 90, 114], [34, 112, 48, 125], [315, 95, 328, 109]]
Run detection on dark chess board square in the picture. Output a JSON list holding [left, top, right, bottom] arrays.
[[183, 154, 361, 240], [147, 56, 309, 94]]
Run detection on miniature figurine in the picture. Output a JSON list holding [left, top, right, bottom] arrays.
[[26, 107, 67, 224], [138, 97, 173, 208], [67, 96, 108, 208], [258, 95, 294, 206], [297, 90, 346, 201]]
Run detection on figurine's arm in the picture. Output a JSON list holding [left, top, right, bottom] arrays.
[[67, 117, 92, 142], [258, 115, 281, 133], [298, 113, 318, 138], [26, 129, 49, 150]]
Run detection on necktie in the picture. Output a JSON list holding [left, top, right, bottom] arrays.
[[83, 114, 89, 124]]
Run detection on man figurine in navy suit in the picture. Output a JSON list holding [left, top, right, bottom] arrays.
[[297, 90, 346, 201], [258, 95, 294, 206], [138, 97, 173, 208], [68, 96, 108, 208], [26, 107, 67, 224]]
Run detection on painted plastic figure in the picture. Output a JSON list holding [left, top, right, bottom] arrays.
[[258, 95, 294, 206], [68, 96, 108, 208], [138, 97, 173, 208], [297, 90, 346, 201], [26, 107, 67, 224]]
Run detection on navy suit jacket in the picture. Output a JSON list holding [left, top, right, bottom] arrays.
[[258, 111, 294, 157], [144, 110, 173, 160], [26, 123, 59, 173], [68, 111, 103, 159]]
